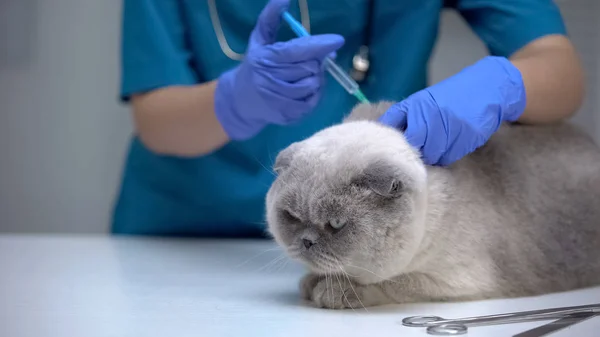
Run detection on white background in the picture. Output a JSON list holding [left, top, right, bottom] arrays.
[[0, 0, 598, 234]]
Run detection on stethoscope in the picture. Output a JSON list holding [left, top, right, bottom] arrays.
[[207, 0, 373, 83]]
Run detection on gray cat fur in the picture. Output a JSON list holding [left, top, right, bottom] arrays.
[[265, 101, 600, 309]]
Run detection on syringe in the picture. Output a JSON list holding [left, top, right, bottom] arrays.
[[281, 11, 370, 104]]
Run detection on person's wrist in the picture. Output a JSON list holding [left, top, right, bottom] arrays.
[[483, 56, 527, 122], [214, 67, 263, 141]]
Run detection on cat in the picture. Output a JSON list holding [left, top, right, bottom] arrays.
[[265, 101, 600, 309]]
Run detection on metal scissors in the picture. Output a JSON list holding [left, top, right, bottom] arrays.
[[402, 303, 600, 335]]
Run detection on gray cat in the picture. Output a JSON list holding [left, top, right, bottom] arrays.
[[265, 101, 600, 309]]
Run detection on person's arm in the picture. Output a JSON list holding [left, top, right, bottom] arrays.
[[378, 1, 586, 166], [122, 0, 343, 157], [453, 0, 584, 124], [509, 34, 584, 124], [121, 0, 228, 157], [130, 82, 229, 157]]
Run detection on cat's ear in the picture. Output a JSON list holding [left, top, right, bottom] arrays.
[[274, 142, 300, 175], [357, 160, 404, 198]]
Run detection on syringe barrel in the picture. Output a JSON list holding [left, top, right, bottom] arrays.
[[323, 58, 358, 95]]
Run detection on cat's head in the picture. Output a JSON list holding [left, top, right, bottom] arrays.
[[266, 103, 428, 281]]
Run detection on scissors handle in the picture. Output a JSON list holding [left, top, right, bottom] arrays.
[[426, 324, 468, 336], [402, 316, 445, 327]]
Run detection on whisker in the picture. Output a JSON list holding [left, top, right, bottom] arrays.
[[269, 254, 283, 271], [318, 253, 339, 265], [313, 249, 344, 272], [234, 247, 281, 268], [329, 256, 369, 313], [261, 255, 282, 272], [274, 254, 291, 272], [273, 254, 289, 272], [340, 266, 369, 312], [286, 249, 301, 260], [267, 147, 275, 167], [245, 150, 277, 178], [256, 254, 286, 273], [329, 268, 336, 308], [278, 258, 291, 274], [344, 263, 398, 283], [325, 270, 331, 307], [314, 256, 340, 274], [240, 149, 282, 189], [335, 272, 355, 311]]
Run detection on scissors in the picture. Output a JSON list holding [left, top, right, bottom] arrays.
[[402, 303, 600, 335]]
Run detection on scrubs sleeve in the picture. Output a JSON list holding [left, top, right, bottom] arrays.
[[451, 0, 568, 57], [120, 0, 199, 101]]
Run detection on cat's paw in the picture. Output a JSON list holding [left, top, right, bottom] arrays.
[[302, 274, 368, 309], [299, 273, 322, 301]]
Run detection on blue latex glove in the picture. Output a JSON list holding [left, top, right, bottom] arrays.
[[214, 0, 345, 141], [378, 56, 526, 166]]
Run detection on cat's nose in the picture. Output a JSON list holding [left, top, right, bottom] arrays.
[[302, 238, 315, 250]]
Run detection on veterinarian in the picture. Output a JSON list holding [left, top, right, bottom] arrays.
[[114, 0, 584, 236]]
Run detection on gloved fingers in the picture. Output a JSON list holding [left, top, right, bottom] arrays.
[[258, 72, 322, 100], [285, 75, 323, 100], [427, 119, 459, 167], [401, 111, 430, 163], [303, 89, 322, 110], [254, 86, 318, 124], [256, 60, 321, 83], [264, 34, 345, 64], [250, 0, 291, 46], [277, 93, 319, 123], [421, 105, 452, 166], [392, 91, 447, 165], [378, 100, 432, 163], [378, 103, 408, 130]]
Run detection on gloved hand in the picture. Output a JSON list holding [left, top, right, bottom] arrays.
[[214, 0, 345, 141], [378, 56, 526, 166]]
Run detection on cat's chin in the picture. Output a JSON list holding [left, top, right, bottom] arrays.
[[305, 266, 346, 277], [295, 259, 329, 275], [305, 265, 330, 275], [287, 252, 346, 275]]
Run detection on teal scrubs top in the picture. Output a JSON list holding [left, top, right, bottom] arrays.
[[113, 0, 566, 237]]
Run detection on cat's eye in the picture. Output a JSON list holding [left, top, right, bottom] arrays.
[[282, 209, 300, 222], [328, 219, 346, 230]]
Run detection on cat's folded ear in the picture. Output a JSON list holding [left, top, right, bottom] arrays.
[[274, 142, 300, 175], [343, 100, 396, 123], [355, 160, 404, 198]]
